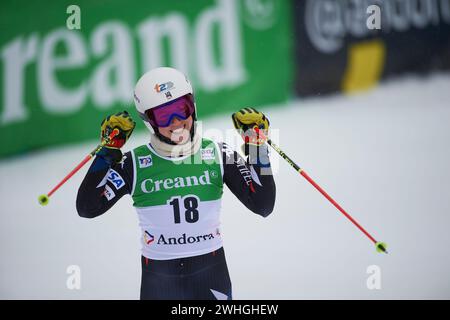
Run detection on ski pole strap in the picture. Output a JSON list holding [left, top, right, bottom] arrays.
[[90, 128, 120, 156]]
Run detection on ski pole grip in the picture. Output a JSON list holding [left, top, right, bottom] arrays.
[[103, 128, 120, 145], [253, 126, 268, 141]]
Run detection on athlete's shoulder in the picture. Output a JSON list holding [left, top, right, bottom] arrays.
[[113, 150, 133, 173], [121, 150, 133, 163], [126, 144, 157, 171], [200, 137, 218, 145], [216, 141, 236, 156], [130, 143, 151, 154]]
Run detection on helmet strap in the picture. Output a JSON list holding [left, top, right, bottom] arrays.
[[154, 130, 177, 145]]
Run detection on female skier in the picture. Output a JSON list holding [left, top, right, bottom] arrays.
[[76, 67, 276, 300]]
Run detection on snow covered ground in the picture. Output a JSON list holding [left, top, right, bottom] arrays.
[[1, 73, 450, 299]]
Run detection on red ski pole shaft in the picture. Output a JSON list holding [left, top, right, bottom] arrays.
[[254, 127, 387, 253], [299, 170, 377, 244], [47, 154, 92, 198], [38, 129, 120, 205]]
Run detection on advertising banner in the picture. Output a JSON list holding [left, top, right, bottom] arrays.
[[0, 0, 293, 157], [292, 0, 450, 96]]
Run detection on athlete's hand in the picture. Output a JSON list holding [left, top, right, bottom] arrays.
[[100, 111, 136, 149], [232, 107, 270, 146]]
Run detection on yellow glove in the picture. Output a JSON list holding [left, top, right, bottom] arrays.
[[100, 111, 136, 149], [232, 107, 270, 146]]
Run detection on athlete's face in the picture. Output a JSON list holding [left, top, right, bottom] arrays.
[[158, 115, 193, 144]]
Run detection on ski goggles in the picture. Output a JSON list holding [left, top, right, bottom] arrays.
[[144, 95, 195, 128]]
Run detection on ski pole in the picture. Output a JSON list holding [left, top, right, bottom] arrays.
[[38, 129, 120, 206], [254, 127, 388, 254]]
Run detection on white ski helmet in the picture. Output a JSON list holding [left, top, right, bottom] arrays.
[[133, 67, 197, 133]]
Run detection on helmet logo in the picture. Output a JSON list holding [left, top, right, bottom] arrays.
[[154, 81, 174, 93]]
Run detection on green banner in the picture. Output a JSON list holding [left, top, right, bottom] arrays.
[[0, 0, 293, 158]]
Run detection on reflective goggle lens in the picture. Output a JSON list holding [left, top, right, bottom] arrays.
[[145, 96, 195, 127]]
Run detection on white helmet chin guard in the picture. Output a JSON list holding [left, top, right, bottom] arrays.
[[133, 67, 196, 133]]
